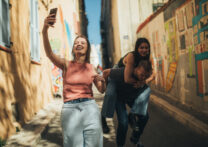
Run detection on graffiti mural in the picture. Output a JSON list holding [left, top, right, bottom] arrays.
[[152, 31, 165, 88], [49, 5, 74, 97], [136, 0, 208, 114], [175, 0, 195, 77], [193, 0, 208, 97], [164, 18, 178, 92], [50, 38, 63, 96]]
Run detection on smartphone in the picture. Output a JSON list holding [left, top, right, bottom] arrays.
[[49, 8, 57, 25]]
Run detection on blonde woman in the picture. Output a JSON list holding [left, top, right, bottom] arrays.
[[42, 13, 105, 147]]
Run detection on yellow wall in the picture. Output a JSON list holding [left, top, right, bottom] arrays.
[[0, 0, 53, 139], [112, 0, 121, 64]]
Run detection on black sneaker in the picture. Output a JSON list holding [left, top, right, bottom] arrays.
[[130, 130, 141, 144], [136, 142, 144, 147], [102, 117, 110, 133]]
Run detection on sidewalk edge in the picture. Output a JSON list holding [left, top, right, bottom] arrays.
[[150, 94, 208, 137]]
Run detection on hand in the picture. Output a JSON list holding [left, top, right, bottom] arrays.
[[103, 69, 111, 82], [133, 80, 145, 88], [92, 74, 105, 83], [43, 14, 56, 31]]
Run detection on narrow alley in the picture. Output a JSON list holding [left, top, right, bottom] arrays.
[[1, 0, 208, 147], [5, 87, 208, 147]]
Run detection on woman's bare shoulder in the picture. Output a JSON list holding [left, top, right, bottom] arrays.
[[124, 52, 135, 64]]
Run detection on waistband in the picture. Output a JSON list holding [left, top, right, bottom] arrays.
[[63, 98, 96, 108], [64, 98, 93, 104]]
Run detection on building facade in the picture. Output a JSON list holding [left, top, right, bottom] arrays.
[[137, 0, 208, 114], [100, 0, 167, 68], [0, 0, 87, 139]]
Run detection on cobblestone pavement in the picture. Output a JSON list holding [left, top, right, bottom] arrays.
[[34, 86, 208, 147], [36, 87, 117, 147]]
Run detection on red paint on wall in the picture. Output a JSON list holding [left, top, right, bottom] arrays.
[[197, 61, 203, 94]]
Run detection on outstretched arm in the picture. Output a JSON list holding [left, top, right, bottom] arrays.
[[145, 60, 156, 84], [42, 14, 67, 71]]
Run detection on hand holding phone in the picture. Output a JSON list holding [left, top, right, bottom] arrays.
[[49, 8, 57, 25]]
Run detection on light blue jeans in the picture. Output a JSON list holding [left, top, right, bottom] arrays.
[[61, 99, 103, 147], [130, 85, 151, 116], [102, 71, 151, 117]]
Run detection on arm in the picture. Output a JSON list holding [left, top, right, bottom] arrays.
[[124, 53, 137, 84], [42, 15, 66, 71], [92, 68, 106, 93], [109, 67, 125, 82], [145, 60, 156, 84]]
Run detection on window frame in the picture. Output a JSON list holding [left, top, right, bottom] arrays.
[[30, 0, 41, 64], [0, 0, 12, 52]]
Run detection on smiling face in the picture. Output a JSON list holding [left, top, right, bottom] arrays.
[[72, 37, 88, 56], [137, 42, 150, 57], [134, 66, 147, 81]]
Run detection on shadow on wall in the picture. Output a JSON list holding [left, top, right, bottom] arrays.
[[0, 2, 51, 139]]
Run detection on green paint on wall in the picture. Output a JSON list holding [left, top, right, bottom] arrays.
[[188, 46, 193, 76]]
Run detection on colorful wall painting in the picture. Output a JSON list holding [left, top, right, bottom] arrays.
[[50, 38, 63, 96], [193, 0, 208, 97], [165, 62, 177, 92]]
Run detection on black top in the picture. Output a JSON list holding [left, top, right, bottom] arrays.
[[117, 51, 141, 68], [109, 67, 147, 102]]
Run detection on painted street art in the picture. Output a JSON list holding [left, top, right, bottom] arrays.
[[50, 38, 63, 96], [165, 18, 178, 63], [58, 5, 73, 60], [193, 0, 208, 97], [136, 0, 208, 114], [49, 6, 73, 97], [175, 0, 195, 77], [152, 31, 165, 88], [164, 18, 178, 92], [166, 62, 177, 92]]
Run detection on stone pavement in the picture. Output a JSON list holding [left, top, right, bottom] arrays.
[[5, 86, 208, 147], [5, 99, 63, 147]]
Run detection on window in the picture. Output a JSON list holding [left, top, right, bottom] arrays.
[[30, 0, 40, 62], [0, 0, 11, 49]]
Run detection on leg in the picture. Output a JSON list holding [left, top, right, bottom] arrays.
[[115, 100, 128, 146], [128, 86, 151, 145], [130, 113, 149, 145], [101, 77, 117, 133], [131, 86, 151, 116], [101, 115, 110, 133], [83, 101, 103, 147], [61, 104, 83, 147], [101, 67, 118, 118], [101, 65, 119, 133]]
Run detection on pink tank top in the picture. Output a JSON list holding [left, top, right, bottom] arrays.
[[63, 61, 95, 102]]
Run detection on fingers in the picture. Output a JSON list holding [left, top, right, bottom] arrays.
[[44, 15, 56, 27], [92, 74, 105, 82]]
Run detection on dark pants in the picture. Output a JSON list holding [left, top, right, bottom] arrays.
[[115, 99, 149, 146]]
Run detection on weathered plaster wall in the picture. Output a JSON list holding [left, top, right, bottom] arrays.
[[137, 0, 208, 114], [0, 0, 54, 139], [111, 0, 121, 64]]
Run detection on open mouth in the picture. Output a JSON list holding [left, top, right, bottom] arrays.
[[76, 46, 83, 50]]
